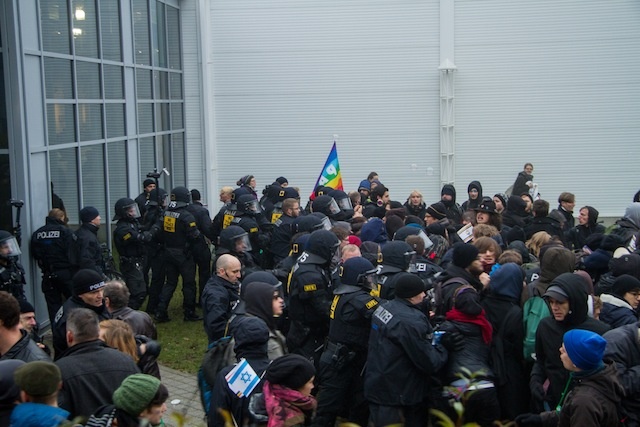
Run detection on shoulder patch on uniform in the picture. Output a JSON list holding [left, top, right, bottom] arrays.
[[250, 227, 259, 233], [123, 233, 132, 241], [303, 284, 317, 292], [189, 222, 197, 227], [365, 299, 379, 309]]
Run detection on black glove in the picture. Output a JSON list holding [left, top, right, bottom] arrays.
[[514, 413, 542, 426], [440, 331, 465, 352], [529, 381, 546, 413]]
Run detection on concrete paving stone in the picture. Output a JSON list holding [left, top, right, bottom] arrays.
[[159, 364, 207, 427]]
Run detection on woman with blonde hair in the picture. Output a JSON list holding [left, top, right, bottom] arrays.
[[403, 189, 427, 219], [526, 231, 552, 259], [99, 319, 139, 363]]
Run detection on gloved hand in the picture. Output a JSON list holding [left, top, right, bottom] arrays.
[[514, 413, 542, 426], [440, 331, 465, 352], [529, 381, 546, 413]]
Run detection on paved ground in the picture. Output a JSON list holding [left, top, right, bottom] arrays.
[[159, 365, 207, 427]]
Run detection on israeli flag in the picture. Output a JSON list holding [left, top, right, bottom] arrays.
[[225, 358, 260, 398]]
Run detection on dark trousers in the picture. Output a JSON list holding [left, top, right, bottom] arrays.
[[158, 249, 197, 315], [192, 244, 211, 304], [312, 352, 368, 427], [369, 403, 428, 427], [120, 258, 147, 310], [146, 249, 166, 315], [432, 388, 501, 427], [41, 270, 73, 326]]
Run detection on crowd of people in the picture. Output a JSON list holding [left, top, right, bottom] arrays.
[[1, 164, 640, 426]]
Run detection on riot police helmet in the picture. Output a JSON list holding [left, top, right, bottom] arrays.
[[292, 215, 324, 234], [314, 185, 332, 198], [328, 189, 353, 213], [170, 186, 191, 208], [219, 225, 252, 253], [306, 230, 340, 263], [236, 194, 262, 215], [113, 198, 141, 221], [380, 240, 416, 273], [340, 257, 377, 289], [232, 187, 250, 201], [283, 187, 300, 200], [311, 195, 340, 218], [147, 188, 168, 208], [393, 225, 433, 250], [290, 233, 311, 257], [310, 212, 332, 230], [0, 230, 21, 260]]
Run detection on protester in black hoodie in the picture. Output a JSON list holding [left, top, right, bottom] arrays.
[[481, 263, 529, 419], [530, 273, 610, 412], [566, 206, 605, 251], [440, 184, 463, 226], [461, 181, 483, 212]]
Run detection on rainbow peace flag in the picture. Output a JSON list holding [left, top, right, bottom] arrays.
[[312, 142, 343, 194]]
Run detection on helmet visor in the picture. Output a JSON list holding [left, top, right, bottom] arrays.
[[356, 268, 378, 290], [247, 199, 262, 214], [327, 198, 341, 215], [336, 197, 353, 212], [0, 235, 21, 257], [320, 216, 332, 230], [124, 203, 141, 219], [405, 251, 418, 273], [234, 234, 252, 253]]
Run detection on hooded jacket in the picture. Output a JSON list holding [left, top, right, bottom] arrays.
[[440, 184, 463, 225], [603, 321, 640, 425], [599, 293, 639, 328], [523, 246, 575, 305], [531, 273, 610, 410], [611, 203, 640, 245], [512, 170, 533, 198], [461, 181, 483, 212], [567, 206, 605, 251]]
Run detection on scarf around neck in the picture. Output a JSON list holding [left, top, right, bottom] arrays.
[[445, 308, 493, 344], [263, 380, 317, 427]]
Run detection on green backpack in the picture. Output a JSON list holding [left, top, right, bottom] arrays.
[[522, 295, 550, 362]]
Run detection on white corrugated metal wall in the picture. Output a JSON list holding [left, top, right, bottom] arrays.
[[206, 0, 442, 209], [184, 0, 640, 216], [454, 0, 640, 217]]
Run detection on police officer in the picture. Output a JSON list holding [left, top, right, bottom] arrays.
[[364, 273, 462, 427], [269, 198, 302, 265], [327, 189, 354, 222], [230, 194, 269, 265], [30, 208, 78, 324], [214, 225, 258, 277], [394, 225, 443, 282], [211, 187, 248, 242], [313, 257, 380, 427], [141, 188, 167, 316], [156, 186, 201, 322], [287, 229, 340, 363], [371, 240, 416, 300], [187, 189, 216, 303], [113, 198, 156, 310], [0, 230, 26, 301]]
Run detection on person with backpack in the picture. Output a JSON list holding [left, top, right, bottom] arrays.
[[529, 273, 610, 414], [432, 243, 489, 320], [481, 263, 529, 419], [522, 245, 575, 363], [434, 284, 500, 427], [516, 329, 623, 427]]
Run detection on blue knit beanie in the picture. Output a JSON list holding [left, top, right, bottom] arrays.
[[563, 329, 606, 371]]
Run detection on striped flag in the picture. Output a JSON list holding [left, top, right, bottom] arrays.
[[225, 359, 260, 398], [312, 142, 343, 196]]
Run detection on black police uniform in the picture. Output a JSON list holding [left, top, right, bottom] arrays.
[[0, 257, 26, 301], [141, 202, 166, 316], [269, 213, 297, 264], [313, 280, 380, 426], [286, 230, 339, 364], [113, 211, 154, 310], [186, 201, 215, 302], [31, 215, 78, 323], [365, 298, 448, 427], [157, 196, 201, 320]]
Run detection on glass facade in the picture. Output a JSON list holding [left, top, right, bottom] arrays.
[[0, 17, 11, 232], [37, 0, 184, 240]]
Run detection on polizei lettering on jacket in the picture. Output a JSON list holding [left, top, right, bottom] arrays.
[[37, 231, 61, 239], [373, 306, 393, 324]]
